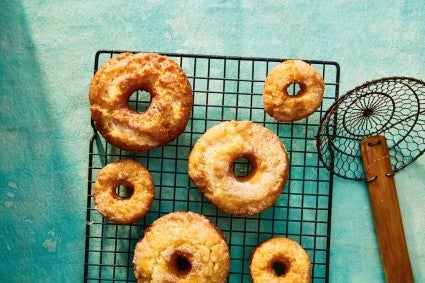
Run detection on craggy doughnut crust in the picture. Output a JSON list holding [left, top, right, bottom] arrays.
[[93, 159, 154, 225], [250, 237, 311, 283], [89, 52, 193, 152], [133, 211, 230, 283], [188, 121, 289, 216], [263, 60, 324, 122]]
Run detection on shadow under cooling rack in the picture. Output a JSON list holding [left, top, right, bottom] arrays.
[[84, 50, 340, 282]]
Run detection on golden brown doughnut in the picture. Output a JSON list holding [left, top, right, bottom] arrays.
[[89, 52, 193, 152], [133, 211, 230, 283], [263, 60, 324, 122], [188, 121, 289, 216], [93, 159, 154, 225], [250, 237, 311, 283]]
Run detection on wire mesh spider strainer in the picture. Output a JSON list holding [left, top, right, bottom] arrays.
[[316, 77, 425, 283]]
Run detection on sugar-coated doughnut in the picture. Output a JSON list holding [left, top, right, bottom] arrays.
[[133, 211, 230, 283], [89, 52, 193, 152], [250, 237, 311, 283], [263, 59, 324, 122], [188, 121, 289, 216], [93, 159, 154, 225]]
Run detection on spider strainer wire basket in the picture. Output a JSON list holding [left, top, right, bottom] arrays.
[[84, 50, 340, 282], [316, 77, 425, 181]]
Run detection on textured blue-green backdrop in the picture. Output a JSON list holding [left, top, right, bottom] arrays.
[[1, 1, 424, 282]]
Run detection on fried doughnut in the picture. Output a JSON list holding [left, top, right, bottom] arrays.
[[250, 237, 311, 283], [93, 159, 154, 225], [89, 52, 193, 152], [188, 121, 289, 216], [263, 59, 324, 122], [133, 211, 230, 283]]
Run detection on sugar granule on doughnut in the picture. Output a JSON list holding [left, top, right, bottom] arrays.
[[250, 237, 311, 283], [263, 59, 324, 122], [89, 52, 193, 152], [133, 211, 230, 283], [188, 120, 289, 216], [93, 159, 154, 225]]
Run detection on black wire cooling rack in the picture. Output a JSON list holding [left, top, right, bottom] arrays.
[[84, 50, 340, 282]]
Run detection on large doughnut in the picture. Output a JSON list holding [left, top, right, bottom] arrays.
[[89, 52, 193, 152], [188, 120, 289, 216], [133, 211, 230, 283], [263, 59, 324, 122], [93, 159, 155, 225], [250, 237, 311, 283]]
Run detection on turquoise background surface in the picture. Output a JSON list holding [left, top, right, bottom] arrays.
[[1, 0, 424, 282]]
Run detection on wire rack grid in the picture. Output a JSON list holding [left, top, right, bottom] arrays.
[[84, 50, 340, 282]]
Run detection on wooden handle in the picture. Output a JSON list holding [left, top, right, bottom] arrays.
[[361, 135, 413, 283]]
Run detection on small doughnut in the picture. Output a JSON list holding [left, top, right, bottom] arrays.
[[263, 59, 324, 122], [93, 159, 154, 225], [89, 52, 193, 152], [133, 211, 230, 283], [188, 121, 289, 216], [250, 237, 311, 283]]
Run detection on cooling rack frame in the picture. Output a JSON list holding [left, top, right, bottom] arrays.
[[84, 50, 340, 282]]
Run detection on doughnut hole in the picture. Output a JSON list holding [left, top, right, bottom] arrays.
[[115, 184, 134, 199], [285, 82, 303, 96], [270, 256, 291, 277], [169, 251, 192, 277], [128, 89, 151, 113], [113, 179, 134, 199], [232, 154, 257, 181]]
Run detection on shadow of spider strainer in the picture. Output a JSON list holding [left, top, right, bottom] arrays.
[[316, 77, 425, 283]]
